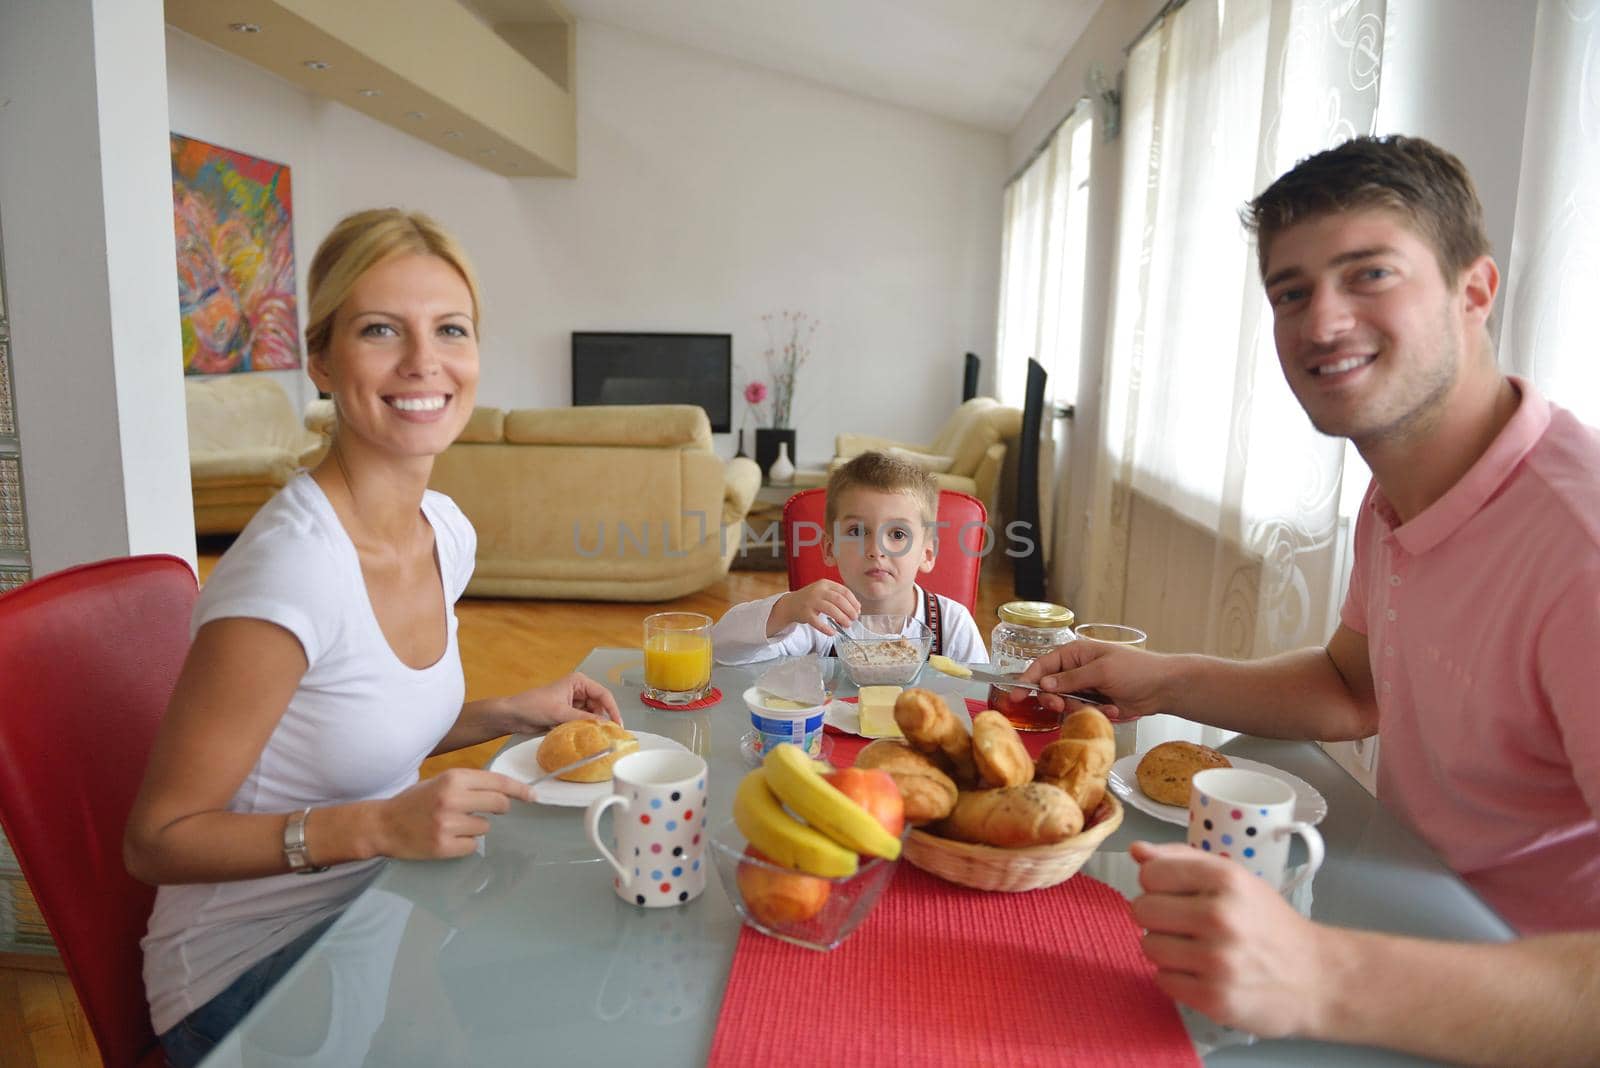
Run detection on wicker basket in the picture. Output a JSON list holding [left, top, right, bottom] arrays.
[[903, 794, 1124, 892]]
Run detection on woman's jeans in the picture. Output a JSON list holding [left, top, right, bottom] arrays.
[[158, 914, 338, 1068]]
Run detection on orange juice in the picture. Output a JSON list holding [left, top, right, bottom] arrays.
[[644, 632, 712, 693]]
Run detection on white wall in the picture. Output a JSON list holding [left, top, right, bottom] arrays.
[[0, 0, 194, 576], [167, 20, 1009, 468]]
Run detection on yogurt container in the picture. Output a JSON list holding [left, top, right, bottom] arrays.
[[742, 686, 827, 759]]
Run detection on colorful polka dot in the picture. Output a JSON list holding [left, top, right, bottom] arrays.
[[1199, 796, 1208, 807], [692, 859, 700, 871], [1259, 808, 1269, 816], [672, 846, 683, 857], [652, 869, 663, 880], [1203, 819, 1213, 830], [1221, 834, 1233, 845], [692, 834, 700, 845], [1231, 809, 1243, 820], [678, 891, 689, 902], [640, 814, 651, 824], [684, 809, 694, 820], [672, 866, 683, 877], [666, 820, 678, 831], [1200, 840, 1211, 851], [697, 778, 705, 790], [1246, 827, 1257, 837], [670, 791, 681, 802], [1243, 847, 1255, 858], [650, 798, 663, 809], [659, 882, 671, 893], [635, 894, 646, 905]]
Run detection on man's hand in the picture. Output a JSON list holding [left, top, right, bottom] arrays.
[[507, 672, 623, 729], [769, 580, 861, 638], [1019, 640, 1169, 720], [1129, 840, 1334, 1038]]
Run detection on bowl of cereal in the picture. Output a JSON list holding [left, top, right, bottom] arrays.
[[835, 615, 932, 686]]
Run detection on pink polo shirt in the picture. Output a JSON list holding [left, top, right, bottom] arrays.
[[1341, 378, 1600, 934]]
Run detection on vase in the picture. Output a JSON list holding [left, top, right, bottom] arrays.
[[754, 428, 797, 482], [733, 429, 749, 459], [769, 442, 795, 486]]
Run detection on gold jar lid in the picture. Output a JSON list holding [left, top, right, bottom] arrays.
[[997, 601, 1075, 628]]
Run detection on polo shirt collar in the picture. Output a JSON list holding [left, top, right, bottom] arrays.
[[1370, 376, 1550, 555]]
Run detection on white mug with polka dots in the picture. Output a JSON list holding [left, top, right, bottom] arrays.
[[585, 750, 709, 908], [1186, 768, 1324, 892]]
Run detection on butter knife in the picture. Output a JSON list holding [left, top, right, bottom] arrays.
[[931, 661, 1112, 708]]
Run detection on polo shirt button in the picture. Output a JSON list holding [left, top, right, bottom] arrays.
[[1385, 646, 1395, 656], [1382, 681, 1392, 693], [1388, 574, 1401, 586], [1386, 609, 1397, 621]]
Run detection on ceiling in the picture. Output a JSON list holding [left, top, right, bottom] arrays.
[[470, 0, 1105, 132]]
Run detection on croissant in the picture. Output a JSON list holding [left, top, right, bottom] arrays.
[[971, 710, 1033, 788], [855, 740, 958, 824], [893, 688, 977, 787], [1035, 707, 1116, 812], [939, 782, 1084, 847]]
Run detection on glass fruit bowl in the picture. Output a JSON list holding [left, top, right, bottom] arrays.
[[834, 615, 932, 687], [709, 820, 903, 951]]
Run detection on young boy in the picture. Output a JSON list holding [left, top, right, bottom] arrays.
[[711, 451, 987, 665]]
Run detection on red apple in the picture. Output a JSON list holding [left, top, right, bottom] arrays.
[[826, 767, 905, 839], [736, 847, 831, 926]]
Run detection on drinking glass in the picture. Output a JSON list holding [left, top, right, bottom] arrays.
[[642, 612, 713, 705], [1073, 623, 1147, 756]]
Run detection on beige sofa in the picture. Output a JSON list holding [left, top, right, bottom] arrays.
[[831, 397, 1023, 516], [308, 402, 761, 601], [187, 376, 326, 534]]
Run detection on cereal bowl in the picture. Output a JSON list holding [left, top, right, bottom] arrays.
[[835, 615, 932, 686], [709, 820, 903, 951]]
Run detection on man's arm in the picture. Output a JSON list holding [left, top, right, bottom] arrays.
[[1025, 625, 1378, 742], [1133, 842, 1600, 1068]]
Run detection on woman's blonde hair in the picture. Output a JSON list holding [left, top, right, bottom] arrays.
[[303, 208, 482, 358]]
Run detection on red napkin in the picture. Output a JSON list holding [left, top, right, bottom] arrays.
[[709, 865, 1199, 1067], [825, 697, 1060, 768]]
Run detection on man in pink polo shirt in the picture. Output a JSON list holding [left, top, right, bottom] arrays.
[[1025, 136, 1600, 1064]]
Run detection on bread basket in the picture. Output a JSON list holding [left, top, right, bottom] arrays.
[[903, 795, 1124, 892]]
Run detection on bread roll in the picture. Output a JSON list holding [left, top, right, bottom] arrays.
[[855, 740, 959, 823], [971, 710, 1033, 788], [535, 719, 638, 783], [938, 782, 1084, 847], [893, 688, 977, 786], [1135, 740, 1230, 806], [1035, 707, 1116, 811]]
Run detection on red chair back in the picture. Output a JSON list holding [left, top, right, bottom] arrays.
[[782, 487, 987, 613], [0, 555, 197, 1068]]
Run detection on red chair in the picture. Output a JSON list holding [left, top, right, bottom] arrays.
[[782, 487, 988, 613], [0, 555, 197, 1068]]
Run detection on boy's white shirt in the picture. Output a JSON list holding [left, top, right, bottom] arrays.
[[711, 584, 988, 666]]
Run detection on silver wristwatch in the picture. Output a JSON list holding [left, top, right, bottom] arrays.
[[283, 807, 328, 874]]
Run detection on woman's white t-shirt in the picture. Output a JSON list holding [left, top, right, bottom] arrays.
[[141, 474, 475, 1035]]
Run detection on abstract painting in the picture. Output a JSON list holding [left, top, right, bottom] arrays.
[[170, 134, 300, 374]]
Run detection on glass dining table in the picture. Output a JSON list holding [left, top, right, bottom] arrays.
[[199, 649, 1512, 1067]]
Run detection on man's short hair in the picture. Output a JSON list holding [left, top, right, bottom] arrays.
[[824, 451, 939, 533], [1243, 135, 1490, 281]]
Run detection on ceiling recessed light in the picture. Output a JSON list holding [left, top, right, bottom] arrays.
[[303, 60, 330, 71], [229, 22, 261, 33], [358, 88, 382, 97], [443, 129, 463, 139], [404, 110, 426, 120]]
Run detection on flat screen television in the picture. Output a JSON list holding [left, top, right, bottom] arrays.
[[571, 332, 732, 432]]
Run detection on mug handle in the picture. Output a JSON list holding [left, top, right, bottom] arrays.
[[1277, 821, 1325, 894], [585, 794, 631, 884]]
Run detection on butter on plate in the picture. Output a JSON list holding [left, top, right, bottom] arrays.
[[857, 685, 904, 738]]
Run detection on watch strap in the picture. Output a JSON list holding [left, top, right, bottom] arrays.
[[283, 807, 329, 874]]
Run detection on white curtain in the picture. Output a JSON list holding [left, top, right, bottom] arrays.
[[1078, 0, 1386, 748], [1500, 0, 1600, 418]]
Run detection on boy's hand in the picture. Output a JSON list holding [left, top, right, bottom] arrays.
[[768, 581, 861, 638]]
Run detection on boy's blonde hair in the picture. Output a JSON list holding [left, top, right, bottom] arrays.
[[824, 451, 939, 532], [304, 208, 481, 358]]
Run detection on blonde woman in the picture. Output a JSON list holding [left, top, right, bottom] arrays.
[[125, 209, 621, 1066]]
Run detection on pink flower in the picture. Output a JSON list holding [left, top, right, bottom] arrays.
[[744, 381, 768, 404]]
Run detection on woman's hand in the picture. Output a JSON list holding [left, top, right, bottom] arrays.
[[1019, 639, 1170, 720], [376, 768, 533, 860], [504, 671, 623, 730]]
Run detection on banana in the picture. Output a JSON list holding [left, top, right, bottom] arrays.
[[763, 744, 902, 861], [733, 769, 858, 878]]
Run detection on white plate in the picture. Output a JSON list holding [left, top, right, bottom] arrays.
[[1108, 753, 1328, 826], [488, 731, 691, 807]]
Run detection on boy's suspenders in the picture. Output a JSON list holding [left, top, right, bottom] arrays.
[[823, 588, 944, 657]]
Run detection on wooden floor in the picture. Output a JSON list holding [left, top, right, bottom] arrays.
[[0, 553, 1016, 1067]]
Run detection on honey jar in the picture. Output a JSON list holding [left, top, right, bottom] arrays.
[[988, 601, 1076, 731]]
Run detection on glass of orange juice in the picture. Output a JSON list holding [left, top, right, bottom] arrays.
[[643, 612, 713, 705]]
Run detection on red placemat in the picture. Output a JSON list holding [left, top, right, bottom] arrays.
[[640, 686, 723, 710], [824, 697, 1061, 768], [709, 864, 1198, 1067]]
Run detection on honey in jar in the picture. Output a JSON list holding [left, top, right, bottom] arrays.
[[988, 601, 1076, 731]]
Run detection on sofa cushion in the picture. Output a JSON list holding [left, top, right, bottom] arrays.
[[186, 377, 321, 456], [458, 406, 505, 443], [504, 405, 712, 450], [887, 446, 957, 473]]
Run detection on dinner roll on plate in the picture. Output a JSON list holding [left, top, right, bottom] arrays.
[[1134, 740, 1230, 807], [535, 719, 638, 782]]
